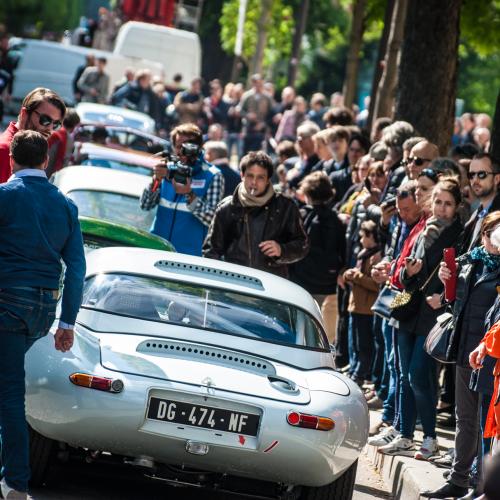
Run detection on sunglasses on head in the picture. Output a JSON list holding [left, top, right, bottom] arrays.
[[409, 156, 432, 166], [467, 171, 494, 180], [418, 168, 439, 181], [32, 110, 62, 130]]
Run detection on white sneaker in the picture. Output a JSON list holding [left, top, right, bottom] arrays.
[[378, 435, 414, 454], [368, 425, 401, 447], [0, 478, 27, 499], [414, 436, 439, 460]]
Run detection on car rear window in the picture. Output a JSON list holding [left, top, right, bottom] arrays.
[[67, 190, 154, 232], [82, 273, 328, 350]]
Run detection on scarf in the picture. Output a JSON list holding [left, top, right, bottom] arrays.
[[238, 182, 275, 208], [422, 216, 454, 250], [470, 246, 500, 273]]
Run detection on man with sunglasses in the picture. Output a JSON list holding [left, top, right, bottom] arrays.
[[460, 153, 500, 253], [0, 87, 65, 183], [406, 140, 439, 180]]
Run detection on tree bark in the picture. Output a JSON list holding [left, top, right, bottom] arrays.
[[366, 0, 395, 132], [287, 0, 310, 87], [199, 0, 234, 83], [342, 0, 367, 109], [248, 0, 273, 79], [491, 89, 500, 161], [395, 0, 462, 154], [372, 0, 408, 122]]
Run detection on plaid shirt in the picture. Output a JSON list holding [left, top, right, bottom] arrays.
[[140, 171, 225, 227]]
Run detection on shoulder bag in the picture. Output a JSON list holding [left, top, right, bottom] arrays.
[[371, 284, 398, 320], [424, 308, 457, 363], [389, 263, 440, 322]]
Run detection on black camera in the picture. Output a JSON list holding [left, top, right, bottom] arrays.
[[155, 142, 201, 185]]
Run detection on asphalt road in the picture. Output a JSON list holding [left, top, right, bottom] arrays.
[[29, 451, 391, 500]]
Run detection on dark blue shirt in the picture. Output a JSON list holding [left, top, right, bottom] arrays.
[[0, 172, 86, 324]]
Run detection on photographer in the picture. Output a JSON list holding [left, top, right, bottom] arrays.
[[140, 124, 225, 256]]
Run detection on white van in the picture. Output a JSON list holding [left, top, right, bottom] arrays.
[[8, 38, 164, 110], [113, 21, 201, 85]]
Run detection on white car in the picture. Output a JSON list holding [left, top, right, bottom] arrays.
[[76, 103, 156, 134], [52, 166, 154, 233], [73, 142, 157, 177], [26, 248, 368, 499]]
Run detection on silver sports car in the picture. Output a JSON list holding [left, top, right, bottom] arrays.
[[26, 248, 368, 499]]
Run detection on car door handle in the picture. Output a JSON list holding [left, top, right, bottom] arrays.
[[268, 376, 298, 393]]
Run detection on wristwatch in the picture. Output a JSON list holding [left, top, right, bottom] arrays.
[[186, 191, 196, 204]]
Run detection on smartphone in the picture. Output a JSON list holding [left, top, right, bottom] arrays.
[[405, 257, 415, 265], [381, 197, 397, 209], [443, 248, 457, 302]]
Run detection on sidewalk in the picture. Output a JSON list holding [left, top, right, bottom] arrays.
[[365, 410, 456, 499]]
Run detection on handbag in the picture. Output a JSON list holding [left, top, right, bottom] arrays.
[[389, 262, 440, 322], [371, 284, 399, 319], [424, 308, 457, 363]]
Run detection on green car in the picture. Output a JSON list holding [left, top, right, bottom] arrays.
[[80, 216, 175, 253]]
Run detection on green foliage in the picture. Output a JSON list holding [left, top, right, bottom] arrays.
[[458, 43, 500, 114], [0, 0, 83, 37], [461, 0, 500, 57], [219, 0, 294, 71]]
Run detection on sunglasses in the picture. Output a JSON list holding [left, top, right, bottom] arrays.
[[467, 171, 494, 180], [418, 168, 439, 181], [32, 110, 62, 130], [409, 156, 432, 166]]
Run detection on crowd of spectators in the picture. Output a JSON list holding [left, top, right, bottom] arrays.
[[1, 65, 499, 499]]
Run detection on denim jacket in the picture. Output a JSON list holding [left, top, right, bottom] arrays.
[[0, 171, 86, 325]]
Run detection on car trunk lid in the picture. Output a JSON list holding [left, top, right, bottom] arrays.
[[99, 333, 311, 404]]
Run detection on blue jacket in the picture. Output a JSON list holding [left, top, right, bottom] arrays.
[[0, 173, 86, 324], [151, 158, 219, 256]]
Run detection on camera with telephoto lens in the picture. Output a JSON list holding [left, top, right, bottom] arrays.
[[155, 142, 201, 185]]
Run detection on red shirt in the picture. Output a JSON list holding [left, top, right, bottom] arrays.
[[390, 215, 428, 290], [0, 121, 18, 183], [0, 122, 57, 183]]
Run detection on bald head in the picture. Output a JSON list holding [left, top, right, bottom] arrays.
[[407, 140, 439, 179]]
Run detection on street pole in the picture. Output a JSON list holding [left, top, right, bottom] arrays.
[[231, 0, 248, 82]]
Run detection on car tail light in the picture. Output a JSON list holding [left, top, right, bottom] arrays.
[[69, 373, 124, 393], [287, 411, 335, 431]]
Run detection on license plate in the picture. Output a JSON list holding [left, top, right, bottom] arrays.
[[147, 397, 260, 437]]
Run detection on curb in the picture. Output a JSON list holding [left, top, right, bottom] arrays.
[[364, 443, 449, 499]]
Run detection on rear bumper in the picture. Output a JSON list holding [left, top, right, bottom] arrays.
[[27, 369, 367, 487]]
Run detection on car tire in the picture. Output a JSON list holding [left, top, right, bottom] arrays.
[[29, 426, 56, 487], [299, 460, 358, 500]]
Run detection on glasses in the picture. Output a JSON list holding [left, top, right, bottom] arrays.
[[32, 110, 62, 130], [409, 156, 432, 166], [418, 168, 439, 181], [467, 171, 494, 180]]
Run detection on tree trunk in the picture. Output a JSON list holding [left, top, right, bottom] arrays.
[[342, 0, 367, 109], [372, 0, 408, 122], [199, 0, 234, 83], [395, 0, 462, 154], [366, 0, 395, 132], [287, 0, 310, 87], [248, 0, 273, 78], [491, 89, 500, 161]]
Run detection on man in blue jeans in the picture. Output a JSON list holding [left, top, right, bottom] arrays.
[[0, 130, 86, 499]]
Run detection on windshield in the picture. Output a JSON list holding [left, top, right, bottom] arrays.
[[80, 157, 152, 176], [82, 273, 328, 350], [67, 190, 154, 232]]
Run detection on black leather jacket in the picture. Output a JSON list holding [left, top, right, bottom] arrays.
[[202, 189, 309, 278]]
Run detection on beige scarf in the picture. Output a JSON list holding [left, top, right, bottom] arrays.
[[237, 182, 275, 208]]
